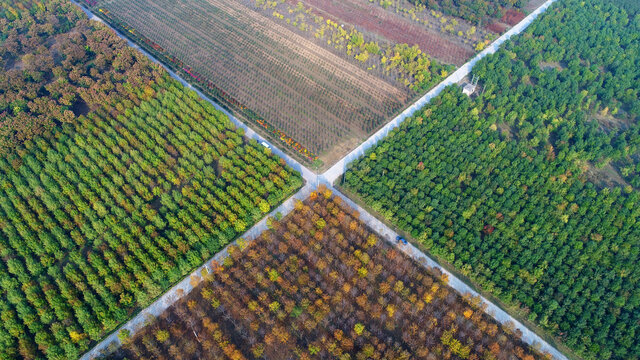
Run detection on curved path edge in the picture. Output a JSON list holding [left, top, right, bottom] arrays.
[[322, 0, 559, 184]]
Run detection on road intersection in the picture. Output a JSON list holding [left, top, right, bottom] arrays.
[[74, 0, 565, 358]]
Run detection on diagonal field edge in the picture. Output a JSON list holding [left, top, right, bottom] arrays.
[[321, 0, 560, 184], [79, 184, 313, 359]]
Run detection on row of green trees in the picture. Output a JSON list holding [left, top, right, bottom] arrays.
[[346, 88, 640, 360], [345, 0, 640, 358], [472, 0, 640, 166], [0, 80, 302, 360]]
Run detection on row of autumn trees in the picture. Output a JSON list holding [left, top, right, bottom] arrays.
[[0, 73, 302, 359], [344, 1, 640, 359], [0, 0, 164, 154], [114, 188, 545, 360]]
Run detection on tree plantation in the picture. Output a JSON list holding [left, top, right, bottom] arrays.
[[345, 88, 640, 359], [471, 0, 640, 171], [0, 76, 302, 359], [0, 0, 164, 154], [0, 77, 302, 359], [0, 4, 303, 356], [344, 1, 640, 358], [3, 0, 640, 359], [113, 189, 545, 360]]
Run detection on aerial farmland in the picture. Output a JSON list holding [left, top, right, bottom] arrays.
[[112, 190, 546, 360], [9, 0, 635, 359], [87, 0, 525, 167]]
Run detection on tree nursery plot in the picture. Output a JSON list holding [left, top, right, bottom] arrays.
[[0, 4, 302, 359], [112, 189, 545, 360], [0, 79, 302, 360], [87, 0, 460, 167], [0, 0, 164, 154], [343, 1, 640, 359], [251, 0, 480, 65]]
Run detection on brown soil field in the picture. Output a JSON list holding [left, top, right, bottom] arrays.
[[111, 189, 545, 360], [291, 0, 474, 65], [95, 0, 408, 165], [487, 22, 508, 34]]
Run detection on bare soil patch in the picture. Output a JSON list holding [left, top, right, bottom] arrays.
[[497, 122, 515, 139], [487, 22, 508, 34], [538, 61, 565, 71], [585, 162, 630, 189], [592, 112, 633, 133], [317, 135, 362, 172]]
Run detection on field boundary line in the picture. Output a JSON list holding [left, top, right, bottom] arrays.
[[79, 184, 313, 359], [321, 0, 559, 184], [328, 185, 568, 360]]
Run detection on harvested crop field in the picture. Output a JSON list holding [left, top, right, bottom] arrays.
[[111, 190, 546, 360], [91, 0, 411, 165]]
